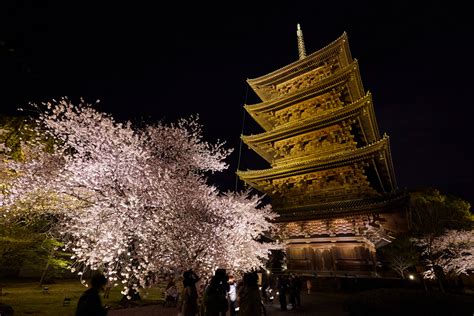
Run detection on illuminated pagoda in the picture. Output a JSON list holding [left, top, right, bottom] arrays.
[[237, 25, 407, 276]]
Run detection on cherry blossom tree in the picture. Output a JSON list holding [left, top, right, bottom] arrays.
[[413, 229, 474, 280], [405, 188, 473, 291], [1, 98, 279, 295]]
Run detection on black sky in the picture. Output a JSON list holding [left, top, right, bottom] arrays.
[[1, 1, 473, 204]]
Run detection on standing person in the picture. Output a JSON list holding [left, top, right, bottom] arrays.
[[260, 278, 269, 303], [237, 272, 265, 316], [198, 281, 207, 316], [306, 278, 312, 294], [165, 279, 179, 307], [203, 269, 229, 316], [292, 274, 302, 308], [277, 275, 288, 311], [76, 273, 108, 316], [103, 279, 112, 299], [228, 276, 237, 316], [179, 269, 200, 316], [288, 275, 296, 310]]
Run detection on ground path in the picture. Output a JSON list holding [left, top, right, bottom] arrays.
[[109, 291, 350, 316]]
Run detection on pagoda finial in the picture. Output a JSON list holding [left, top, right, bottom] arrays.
[[296, 23, 307, 60]]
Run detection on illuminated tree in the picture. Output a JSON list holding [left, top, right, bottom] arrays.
[[413, 229, 474, 280], [408, 188, 472, 236], [0, 118, 69, 281], [380, 236, 419, 279], [1, 99, 279, 295], [407, 188, 473, 290]]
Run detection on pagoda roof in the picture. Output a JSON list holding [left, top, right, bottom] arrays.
[[247, 32, 353, 101], [237, 135, 397, 193], [241, 93, 380, 163], [245, 61, 364, 131], [274, 191, 408, 222]]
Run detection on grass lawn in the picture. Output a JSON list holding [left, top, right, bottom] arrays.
[[0, 279, 165, 315]]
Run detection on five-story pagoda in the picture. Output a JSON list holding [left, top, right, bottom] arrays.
[[237, 25, 407, 276]]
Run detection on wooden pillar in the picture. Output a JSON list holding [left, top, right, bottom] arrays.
[[331, 246, 337, 272]]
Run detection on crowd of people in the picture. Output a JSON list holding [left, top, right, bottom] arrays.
[[175, 268, 265, 316], [76, 269, 309, 316], [275, 274, 303, 311], [174, 269, 306, 315]]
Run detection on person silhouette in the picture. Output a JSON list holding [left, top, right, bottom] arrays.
[[203, 269, 229, 316], [179, 269, 200, 316], [290, 273, 302, 308], [228, 276, 237, 316], [237, 272, 265, 316], [75, 273, 108, 316], [165, 279, 179, 307], [277, 275, 288, 311]]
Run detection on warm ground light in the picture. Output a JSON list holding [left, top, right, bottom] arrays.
[[0, 280, 164, 315], [2, 279, 474, 315]]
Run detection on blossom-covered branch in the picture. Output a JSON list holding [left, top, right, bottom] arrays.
[[413, 229, 474, 279]]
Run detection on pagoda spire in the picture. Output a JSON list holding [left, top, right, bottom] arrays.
[[296, 23, 307, 60]]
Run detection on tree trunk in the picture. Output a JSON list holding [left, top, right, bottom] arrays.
[[422, 277, 428, 292], [39, 247, 55, 286], [433, 265, 445, 292], [437, 277, 445, 292]]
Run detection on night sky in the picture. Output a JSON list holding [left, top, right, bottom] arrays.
[[1, 2, 473, 204]]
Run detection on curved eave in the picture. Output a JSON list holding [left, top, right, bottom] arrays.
[[361, 92, 380, 143], [274, 192, 408, 222], [243, 92, 376, 145], [247, 32, 352, 101], [237, 136, 390, 180], [241, 138, 273, 163], [245, 110, 274, 132], [241, 93, 378, 163], [245, 60, 363, 118], [382, 134, 398, 190]]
